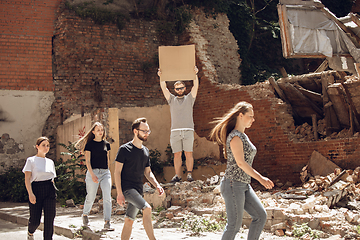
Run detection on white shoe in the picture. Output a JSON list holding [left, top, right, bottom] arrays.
[[27, 233, 34, 240]]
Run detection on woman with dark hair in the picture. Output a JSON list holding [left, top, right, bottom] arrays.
[[23, 136, 57, 240], [209, 101, 274, 240], [76, 122, 113, 230]]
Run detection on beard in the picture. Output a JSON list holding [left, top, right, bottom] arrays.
[[176, 91, 185, 97], [137, 132, 147, 142]]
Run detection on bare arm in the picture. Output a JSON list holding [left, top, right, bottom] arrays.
[[85, 150, 98, 183], [230, 137, 274, 189], [24, 171, 36, 204], [144, 166, 164, 195], [191, 66, 199, 99], [107, 151, 111, 170], [158, 69, 171, 101], [114, 161, 126, 206]]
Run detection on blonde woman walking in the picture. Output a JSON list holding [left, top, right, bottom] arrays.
[[210, 101, 274, 240]]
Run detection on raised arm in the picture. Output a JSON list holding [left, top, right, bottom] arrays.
[[114, 161, 126, 206], [144, 166, 164, 196], [191, 66, 199, 99], [158, 69, 170, 101], [230, 137, 274, 190]]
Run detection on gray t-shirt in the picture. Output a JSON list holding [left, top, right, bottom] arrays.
[[224, 130, 257, 183], [168, 92, 195, 131]]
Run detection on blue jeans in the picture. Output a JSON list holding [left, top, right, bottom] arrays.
[[83, 169, 112, 221], [220, 177, 267, 240], [123, 189, 151, 221]]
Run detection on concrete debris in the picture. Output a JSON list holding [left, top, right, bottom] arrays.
[[81, 167, 360, 239], [65, 199, 75, 207]]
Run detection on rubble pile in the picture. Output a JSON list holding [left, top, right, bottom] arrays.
[[79, 166, 360, 239], [146, 168, 360, 239], [270, 71, 360, 143], [291, 119, 360, 142]]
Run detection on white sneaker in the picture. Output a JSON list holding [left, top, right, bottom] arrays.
[[82, 214, 89, 227], [27, 233, 34, 240]]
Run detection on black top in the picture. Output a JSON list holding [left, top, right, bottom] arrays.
[[115, 141, 150, 195], [84, 140, 111, 169]]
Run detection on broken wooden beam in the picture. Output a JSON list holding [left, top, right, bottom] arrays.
[[269, 77, 290, 104], [312, 114, 319, 140], [327, 83, 350, 128], [314, 59, 329, 73]]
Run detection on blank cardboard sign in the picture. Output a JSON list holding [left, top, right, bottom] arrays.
[[158, 45, 196, 82]]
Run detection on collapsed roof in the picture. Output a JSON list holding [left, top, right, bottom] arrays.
[[278, 0, 360, 75]]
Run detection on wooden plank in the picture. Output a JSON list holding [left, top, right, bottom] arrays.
[[279, 67, 288, 78], [314, 59, 329, 73], [341, 82, 360, 126], [350, 13, 360, 29], [354, 63, 360, 78], [293, 83, 323, 105], [269, 77, 290, 104], [327, 83, 350, 127], [278, 82, 322, 118], [322, 73, 341, 134], [279, 0, 324, 8], [279, 71, 333, 93], [277, 4, 292, 58], [312, 114, 319, 140]]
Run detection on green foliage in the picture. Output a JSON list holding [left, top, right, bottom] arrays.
[[65, 1, 128, 30], [149, 149, 171, 177], [181, 215, 227, 233], [357, 225, 360, 234], [184, 0, 230, 15], [165, 144, 174, 163], [155, 5, 192, 45], [55, 142, 87, 205], [0, 166, 28, 202], [292, 223, 321, 238]]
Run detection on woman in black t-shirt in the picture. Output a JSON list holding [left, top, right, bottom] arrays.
[[76, 122, 113, 231]]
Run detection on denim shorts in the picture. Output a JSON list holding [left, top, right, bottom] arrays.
[[170, 130, 194, 153], [123, 189, 151, 221]]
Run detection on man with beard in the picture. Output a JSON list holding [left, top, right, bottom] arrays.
[[158, 66, 199, 183], [114, 117, 164, 240]]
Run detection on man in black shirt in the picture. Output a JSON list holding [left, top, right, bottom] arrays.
[[114, 117, 164, 240]]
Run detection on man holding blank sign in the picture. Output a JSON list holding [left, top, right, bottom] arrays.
[[157, 44, 199, 183]]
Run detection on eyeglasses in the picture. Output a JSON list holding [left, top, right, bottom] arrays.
[[137, 129, 151, 134], [175, 87, 185, 91]]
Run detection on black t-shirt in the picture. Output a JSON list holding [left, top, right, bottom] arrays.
[[115, 141, 150, 195], [84, 140, 111, 169]]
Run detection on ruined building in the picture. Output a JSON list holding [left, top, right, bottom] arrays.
[[0, 0, 359, 187]]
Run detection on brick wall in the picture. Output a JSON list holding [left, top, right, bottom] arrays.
[[0, 0, 61, 91]]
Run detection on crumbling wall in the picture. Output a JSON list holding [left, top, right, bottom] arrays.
[[187, 8, 242, 84], [0, 0, 60, 173]]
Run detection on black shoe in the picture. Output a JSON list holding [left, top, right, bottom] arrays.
[[170, 175, 182, 183]]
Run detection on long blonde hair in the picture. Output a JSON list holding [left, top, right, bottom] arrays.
[[75, 122, 106, 150], [209, 101, 253, 159]]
